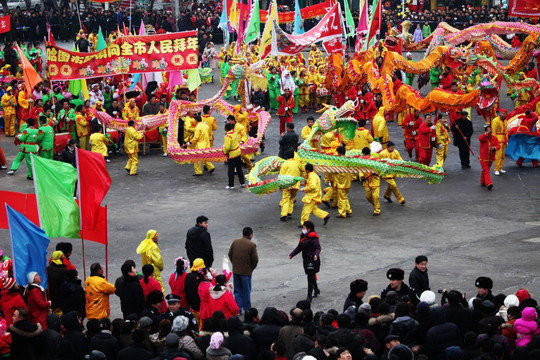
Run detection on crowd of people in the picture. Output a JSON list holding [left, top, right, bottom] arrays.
[[0, 224, 540, 360]]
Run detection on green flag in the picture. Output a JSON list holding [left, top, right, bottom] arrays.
[[244, 0, 260, 44], [31, 154, 80, 238], [344, 0, 356, 37], [97, 27, 107, 51], [187, 69, 201, 92], [68, 43, 81, 96]]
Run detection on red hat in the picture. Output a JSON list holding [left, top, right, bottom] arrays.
[[1, 277, 15, 290], [516, 288, 531, 303], [500, 109, 508, 114]]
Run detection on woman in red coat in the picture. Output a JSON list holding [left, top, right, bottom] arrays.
[[25, 272, 51, 329], [0, 278, 26, 327], [198, 268, 213, 326], [169, 257, 189, 309], [208, 274, 239, 319], [140, 265, 167, 313]]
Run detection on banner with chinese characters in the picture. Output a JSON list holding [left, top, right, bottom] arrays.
[[45, 31, 198, 81], [508, 0, 540, 18]]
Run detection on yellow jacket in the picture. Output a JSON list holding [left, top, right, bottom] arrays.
[[302, 171, 322, 203], [191, 122, 211, 149], [136, 230, 164, 282], [85, 275, 116, 320], [279, 158, 302, 189], [18, 90, 30, 110], [436, 122, 451, 145], [124, 126, 143, 154], [122, 105, 140, 121], [301, 125, 319, 150], [235, 122, 248, 143], [362, 173, 380, 187], [491, 116, 507, 144], [90, 133, 110, 156], [235, 110, 250, 132], [334, 171, 352, 190], [379, 148, 402, 179], [320, 132, 339, 153], [183, 116, 197, 143], [372, 108, 389, 143], [76, 113, 89, 137], [351, 127, 373, 151], [223, 130, 241, 158], [1, 94, 16, 115], [202, 114, 217, 142]]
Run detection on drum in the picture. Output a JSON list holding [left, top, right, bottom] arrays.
[[106, 129, 119, 144], [139, 128, 160, 143], [316, 88, 330, 97], [54, 132, 72, 154]]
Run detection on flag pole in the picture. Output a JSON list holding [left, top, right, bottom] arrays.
[[105, 205, 108, 281], [81, 231, 87, 280]]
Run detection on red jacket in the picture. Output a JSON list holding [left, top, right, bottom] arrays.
[[403, 114, 421, 139], [169, 272, 189, 309], [479, 133, 500, 161], [440, 73, 453, 90], [521, 112, 539, 132], [26, 285, 49, 329], [526, 68, 538, 81], [208, 287, 239, 319], [366, 100, 382, 120], [140, 277, 167, 312], [417, 122, 434, 149], [0, 290, 27, 327], [198, 281, 213, 321], [276, 94, 295, 117]]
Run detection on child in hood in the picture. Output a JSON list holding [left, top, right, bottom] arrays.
[[514, 306, 540, 347]]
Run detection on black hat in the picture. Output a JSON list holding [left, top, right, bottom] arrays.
[[475, 276, 493, 289], [383, 334, 400, 343], [85, 350, 106, 360], [350, 279, 368, 294], [166, 294, 181, 304], [387, 268, 404, 281]]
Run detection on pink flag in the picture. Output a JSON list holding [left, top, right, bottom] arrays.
[[357, 0, 368, 33], [236, 0, 247, 54]]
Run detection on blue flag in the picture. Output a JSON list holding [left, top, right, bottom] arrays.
[[6, 204, 50, 288], [294, 0, 304, 35], [218, 0, 230, 46]]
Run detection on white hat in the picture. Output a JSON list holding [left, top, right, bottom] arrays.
[[27, 271, 38, 284], [504, 294, 519, 307], [420, 290, 436, 304]]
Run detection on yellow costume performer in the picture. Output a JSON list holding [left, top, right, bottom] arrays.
[[136, 229, 165, 293], [435, 117, 451, 168], [90, 132, 111, 159], [189, 118, 215, 175], [1, 87, 16, 136], [122, 100, 140, 121], [378, 145, 405, 204], [491, 110, 508, 174], [75, 111, 90, 150], [279, 154, 303, 220], [362, 172, 381, 216], [202, 113, 217, 147], [301, 165, 330, 225], [124, 124, 143, 175], [372, 107, 390, 148]]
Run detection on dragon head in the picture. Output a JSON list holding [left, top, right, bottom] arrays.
[[314, 101, 358, 141], [477, 74, 500, 113]]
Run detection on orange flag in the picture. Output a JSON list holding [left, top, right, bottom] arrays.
[[15, 45, 43, 96]]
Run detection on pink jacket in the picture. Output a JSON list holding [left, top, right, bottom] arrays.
[[514, 307, 540, 347], [198, 281, 213, 321]]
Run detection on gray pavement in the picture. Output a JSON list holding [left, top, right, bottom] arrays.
[[1, 51, 539, 318]]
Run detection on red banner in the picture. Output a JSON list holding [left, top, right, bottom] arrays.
[[0, 15, 10, 34], [509, 0, 540, 18], [45, 31, 198, 81], [322, 38, 344, 55], [260, 0, 331, 23]]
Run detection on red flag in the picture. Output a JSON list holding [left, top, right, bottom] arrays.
[[15, 45, 43, 96], [0, 191, 39, 228], [79, 205, 108, 245], [365, 0, 382, 48], [76, 148, 111, 231], [0, 15, 11, 34], [509, 0, 540, 18]]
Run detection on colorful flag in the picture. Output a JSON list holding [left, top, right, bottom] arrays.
[[6, 204, 50, 288], [14, 45, 43, 97], [218, 0, 230, 46], [357, 0, 368, 32], [96, 27, 108, 51], [293, 0, 304, 35], [259, 0, 278, 60], [362, 0, 382, 51], [343, 0, 355, 37], [244, 0, 259, 43], [0, 15, 10, 34], [236, 0, 247, 53], [229, 0, 239, 30], [31, 154, 80, 238], [508, 0, 540, 18], [76, 149, 111, 231], [131, 21, 147, 90], [187, 69, 202, 92]]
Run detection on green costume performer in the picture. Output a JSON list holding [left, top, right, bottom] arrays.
[[267, 72, 280, 110], [221, 61, 232, 99], [292, 76, 301, 114], [58, 107, 77, 141], [38, 118, 55, 160], [8, 121, 42, 179], [430, 66, 440, 90]]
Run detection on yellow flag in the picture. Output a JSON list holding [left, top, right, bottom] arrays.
[[229, 0, 239, 30], [259, 0, 278, 60]]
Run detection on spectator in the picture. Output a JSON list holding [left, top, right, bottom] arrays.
[[85, 263, 116, 320]]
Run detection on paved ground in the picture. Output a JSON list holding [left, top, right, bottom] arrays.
[[1, 51, 539, 319]]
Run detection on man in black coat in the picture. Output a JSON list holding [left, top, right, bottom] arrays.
[[185, 215, 214, 267], [408, 255, 430, 297], [381, 268, 419, 305], [451, 110, 474, 169], [8, 308, 43, 360], [115, 260, 146, 318], [60, 269, 86, 318], [117, 329, 153, 360], [278, 122, 299, 159], [89, 318, 118, 360], [224, 316, 258, 360]]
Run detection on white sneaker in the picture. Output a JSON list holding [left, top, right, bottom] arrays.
[[494, 171, 500, 176], [240, 183, 246, 188], [163, 153, 168, 157], [7, 170, 14, 175], [105, 159, 111, 163], [226, 186, 234, 190], [500, 169, 506, 174], [0, 165, 6, 169]]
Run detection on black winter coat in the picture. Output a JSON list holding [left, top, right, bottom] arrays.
[[117, 342, 153, 360], [185, 224, 214, 268], [408, 267, 429, 297], [60, 279, 86, 318], [278, 130, 299, 158], [444, 305, 474, 336], [289, 231, 321, 275], [89, 331, 119, 360], [184, 272, 202, 311], [223, 333, 258, 360], [115, 275, 146, 318], [381, 283, 419, 305], [47, 263, 67, 308], [8, 320, 43, 360], [251, 307, 283, 353], [451, 118, 473, 146], [424, 323, 461, 360], [389, 316, 420, 345]]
